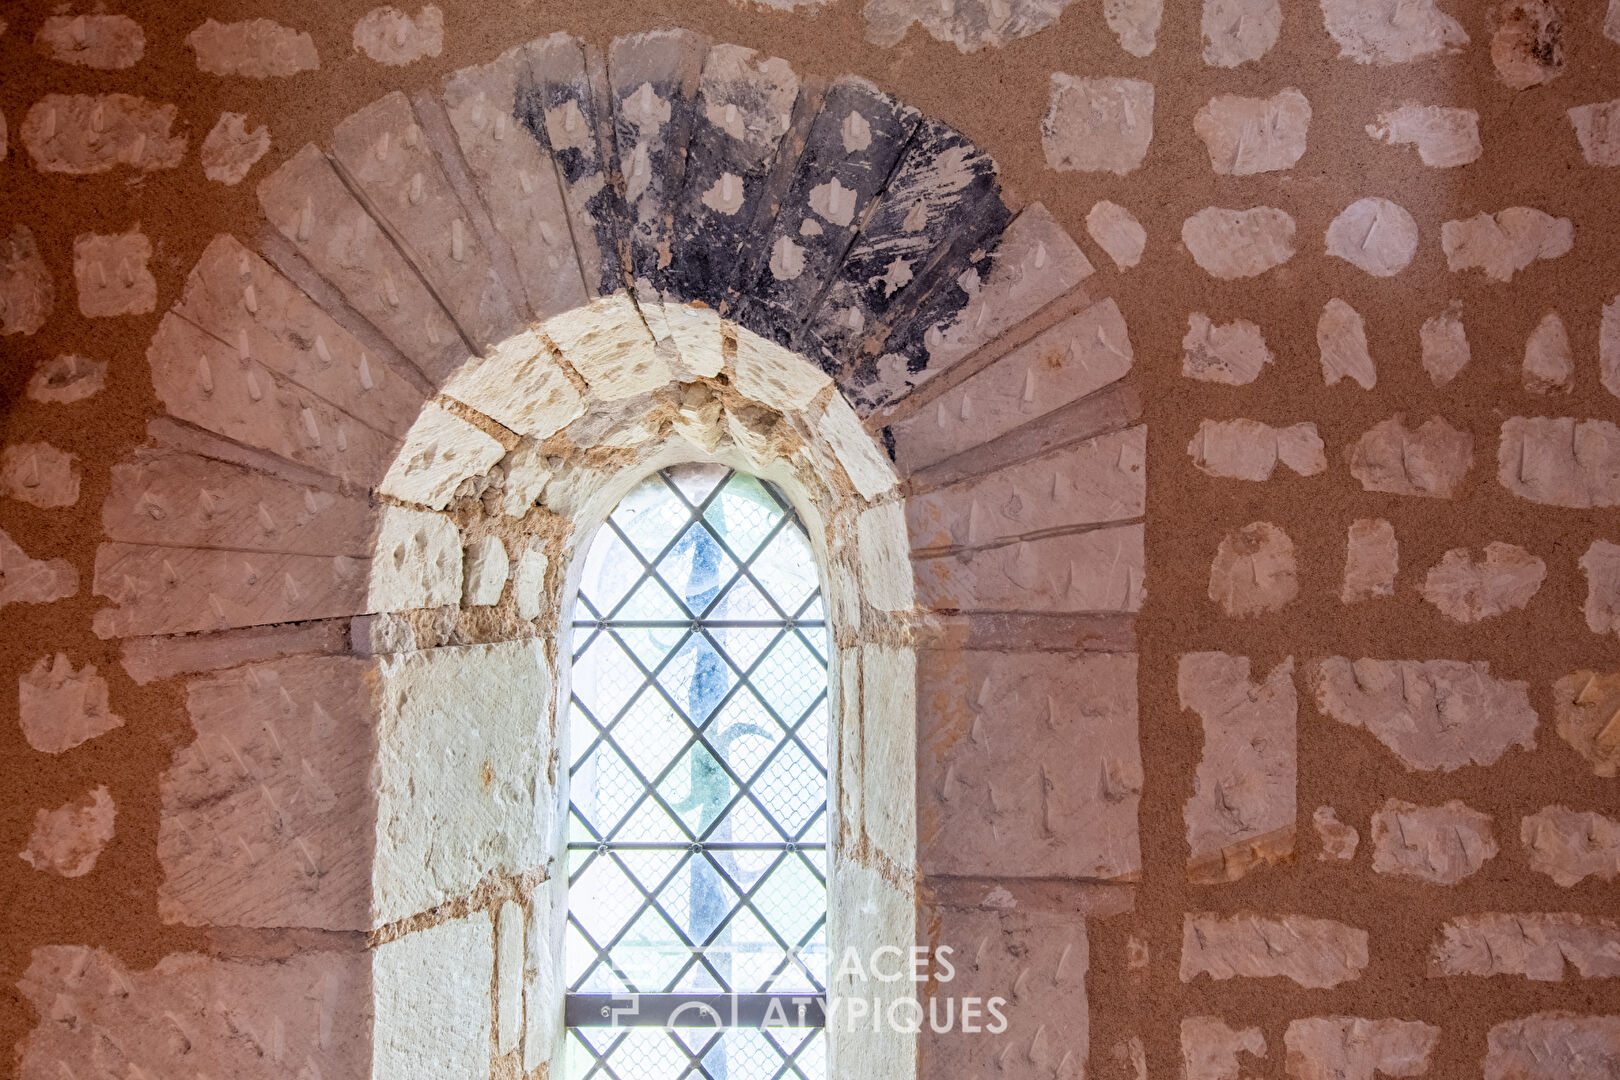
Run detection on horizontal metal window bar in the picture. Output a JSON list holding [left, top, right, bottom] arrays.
[[572, 619, 826, 629], [567, 842, 828, 851], [567, 993, 826, 1028]]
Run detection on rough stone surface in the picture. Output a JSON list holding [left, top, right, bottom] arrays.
[[463, 536, 509, 606], [1371, 798, 1497, 884], [21, 93, 186, 174], [1190, 420, 1325, 481], [496, 900, 523, 1054], [1552, 669, 1620, 776], [1317, 298, 1377, 388], [544, 293, 666, 400], [1314, 806, 1360, 861], [1182, 1015, 1266, 1080], [1283, 1018, 1440, 1080], [370, 505, 463, 612], [1522, 806, 1620, 887], [20, 786, 115, 877], [914, 524, 1143, 613], [1106, 0, 1164, 56], [354, 5, 443, 64], [1086, 200, 1146, 269], [863, 0, 1081, 52], [1582, 540, 1620, 637], [1179, 653, 1297, 883], [1209, 522, 1297, 617], [1, 441, 79, 507], [121, 620, 351, 685], [1442, 208, 1574, 282], [1569, 99, 1620, 167], [187, 18, 319, 78], [1432, 913, 1620, 980], [1181, 914, 1369, 988], [1320, 0, 1469, 64], [1342, 518, 1398, 603], [200, 111, 270, 184], [1523, 311, 1573, 393], [1348, 416, 1472, 498], [1611, 0, 1620, 42], [1492, 0, 1564, 89], [1194, 90, 1310, 175], [1421, 542, 1546, 622], [380, 402, 506, 510], [35, 14, 145, 69], [1421, 302, 1470, 385], [1314, 657, 1538, 771], [1325, 198, 1419, 277], [373, 916, 494, 1080], [1605, 297, 1620, 398], [513, 543, 548, 621], [19, 653, 124, 754], [918, 651, 1141, 880], [1367, 105, 1481, 167], [73, 229, 155, 317], [1498, 417, 1620, 508], [1183, 207, 1295, 279], [1042, 75, 1155, 175], [524, 901, 560, 1072], [442, 335, 585, 439], [1202, 0, 1281, 66], [0, 527, 78, 610], [1, 225, 54, 335], [1183, 313, 1272, 384], [1485, 1015, 1620, 1080]]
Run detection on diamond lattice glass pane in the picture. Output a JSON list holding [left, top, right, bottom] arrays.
[[708, 692, 786, 787], [612, 482, 696, 563], [614, 691, 694, 788], [575, 528, 640, 622], [665, 462, 730, 506], [656, 742, 734, 838], [749, 854, 825, 952], [569, 854, 644, 949], [712, 575, 786, 622], [655, 634, 739, 729], [752, 634, 826, 725], [573, 634, 644, 721], [749, 527, 819, 615], [657, 523, 740, 616], [715, 625, 779, 675], [570, 741, 641, 839], [616, 575, 691, 622], [705, 472, 786, 562], [752, 740, 825, 837], [706, 789, 788, 844]]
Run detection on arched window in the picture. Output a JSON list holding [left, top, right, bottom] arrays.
[[564, 464, 830, 1079]]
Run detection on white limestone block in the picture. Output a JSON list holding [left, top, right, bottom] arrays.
[[1569, 99, 1620, 167], [862, 643, 917, 866], [1421, 302, 1470, 385], [501, 440, 552, 517], [21, 93, 186, 174], [1283, 1018, 1440, 1080], [1442, 208, 1573, 282], [1183, 313, 1272, 384], [443, 331, 585, 439], [354, 5, 443, 64], [1342, 518, 1398, 603], [1202, 0, 1281, 66], [380, 402, 506, 510], [814, 391, 896, 500], [1554, 669, 1620, 777], [733, 326, 832, 410], [374, 641, 552, 923], [1498, 417, 1620, 508], [1180, 653, 1296, 883], [1042, 75, 1155, 175], [1421, 542, 1545, 622], [1181, 913, 1368, 989], [73, 229, 156, 317], [1086, 200, 1146, 269], [20, 786, 115, 877], [1320, 0, 1468, 64], [1188, 419, 1325, 481], [495, 902, 524, 1054], [1492, 0, 1564, 89], [1522, 806, 1620, 887], [543, 293, 667, 400], [1431, 913, 1620, 980], [1318, 298, 1377, 388], [1485, 1015, 1620, 1080], [187, 18, 319, 77], [1581, 539, 1620, 636], [369, 504, 463, 612], [1314, 657, 1537, 771], [1371, 798, 1497, 884], [19, 653, 124, 754], [1367, 104, 1481, 167], [1314, 806, 1360, 861], [1105, 0, 1164, 55], [1194, 89, 1311, 175], [1, 442, 79, 507], [1348, 415, 1472, 498], [1325, 197, 1418, 277], [200, 111, 270, 184], [35, 14, 145, 69], [1603, 296, 1620, 398], [914, 523, 1143, 612], [524, 902, 561, 1073], [1182, 1016, 1266, 1080], [1523, 311, 1573, 393], [513, 543, 548, 621], [858, 502, 914, 612], [463, 536, 510, 606], [1182, 207, 1295, 279], [0, 527, 78, 609], [1209, 521, 1296, 616], [121, 620, 350, 684], [373, 916, 494, 1080], [863, 0, 1082, 52], [1, 225, 54, 335]]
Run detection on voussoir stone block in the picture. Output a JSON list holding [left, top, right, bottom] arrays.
[[379, 400, 506, 509], [373, 915, 495, 1080], [918, 649, 1141, 880], [441, 329, 585, 439]]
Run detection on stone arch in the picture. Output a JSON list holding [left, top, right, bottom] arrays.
[[51, 26, 1144, 1080]]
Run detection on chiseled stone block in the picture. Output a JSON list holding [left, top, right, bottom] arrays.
[[373, 915, 494, 1080], [496, 901, 525, 1054], [369, 504, 463, 611], [542, 292, 667, 401], [441, 330, 584, 439], [918, 650, 1141, 880], [1370, 799, 1496, 885], [73, 228, 156, 317], [1498, 416, 1620, 509], [1181, 913, 1368, 989], [913, 524, 1143, 613], [1283, 1018, 1439, 1080], [1484, 1014, 1620, 1080], [1430, 913, 1620, 980], [379, 401, 506, 510], [862, 644, 916, 866]]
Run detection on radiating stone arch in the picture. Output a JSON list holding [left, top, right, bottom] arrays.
[[42, 26, 1146, 1080]]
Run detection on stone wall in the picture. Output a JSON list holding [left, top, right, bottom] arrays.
[[1, 2, 1617, 1079]]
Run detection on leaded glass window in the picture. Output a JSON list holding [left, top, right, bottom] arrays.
[[565, 465, 829, 1080]]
